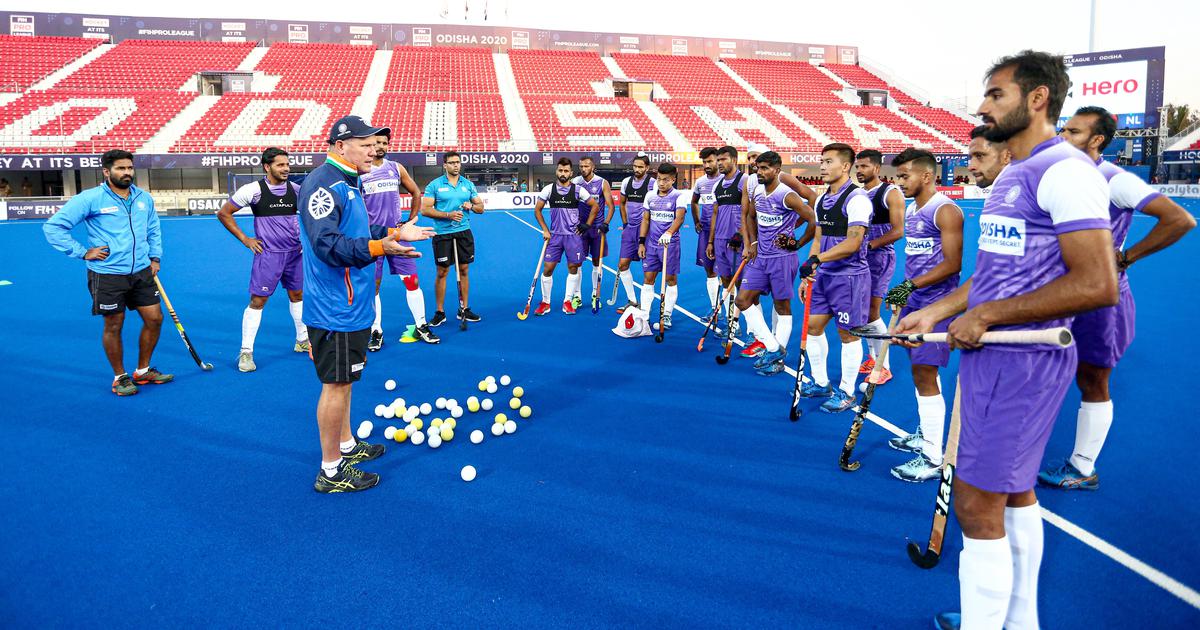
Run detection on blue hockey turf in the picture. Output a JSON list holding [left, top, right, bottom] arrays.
[[1, 202, 1197, 628]]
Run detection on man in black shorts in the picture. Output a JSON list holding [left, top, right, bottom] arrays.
[[421, 151, 485, 326], [43, 149, 173, 395]]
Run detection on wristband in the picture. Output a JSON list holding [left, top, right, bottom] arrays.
[[749, 241, 758, 246], [638, 237, 646, 245]]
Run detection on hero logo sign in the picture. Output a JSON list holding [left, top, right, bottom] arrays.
[[1063, 59, 1148, 119], [307, 188, 335, 220]]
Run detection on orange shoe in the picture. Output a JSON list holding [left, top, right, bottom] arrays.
[[869, 368, 893, 385], [858, 357, 875, 374]]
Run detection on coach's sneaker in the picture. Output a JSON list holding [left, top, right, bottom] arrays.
[[112, 374, 138, 396], [562, 300, 577, 315], [294, 339, 310, 353], [933, 612, 961, 630], [133, 367, 174, 385], [458, 307, 482, 322], [414, 324, 440, 344], [1037, 459, 1099, 491], [891, 453, 941, 483], [740, 339, 766, 358], [820, 388, 855, 413], [429, 310, 447, 327], [340, 440, 386, 464], [314, 460, 380, 493], [238, 351, 256, 373], [367, 329, 384, 352], [799, 380, 832, 398], [888, 428, 924, 453]]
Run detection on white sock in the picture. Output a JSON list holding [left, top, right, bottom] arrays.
[[321, 458, 343, 478], [1004, 504, 1043, 630], [540, 274, 553, 303], [840, 340, 863, 396], [372, 294, 383, 332], [960, 535, 1014, 629], [664, 284, 678, 315], [133, 366, 149, 377], [620, 269, 636, 302], [917, 392, 947, 465], [339, 438, 357, 453], [742, 304, 780, 352], [592, 266, 603, 298], [774, 314, 792, 351], [705, 276, 719, 307], [770, 304, 779, 331], [1070, 400, 1113, 476], [565, 271, 581, 303], [866, 317, 888, 368], [241, 306, 262, 352], [808, 333, 830, 387], [639, 284, 654, 312], [404, 283, 427, 326], [288, 301, 307, 342]]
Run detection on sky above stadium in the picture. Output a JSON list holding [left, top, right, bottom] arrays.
[[23, 0, 1200, 109]]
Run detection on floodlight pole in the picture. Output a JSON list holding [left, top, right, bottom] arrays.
[[1089, 0, 1097, 52]]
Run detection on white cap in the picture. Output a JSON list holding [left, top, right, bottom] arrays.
[[747, 143, 770, 154]]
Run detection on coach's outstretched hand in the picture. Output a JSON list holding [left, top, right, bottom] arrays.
[[393, 222, 435, 243], [380, 230, 420, 258]]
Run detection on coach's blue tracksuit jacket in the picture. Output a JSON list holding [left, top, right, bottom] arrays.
[[298, 155, 390, 332], [43, 182, 161, 275]]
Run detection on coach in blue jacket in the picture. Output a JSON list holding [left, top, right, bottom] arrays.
[[300, 115, 434, 493], [44, 149, 174, 396]]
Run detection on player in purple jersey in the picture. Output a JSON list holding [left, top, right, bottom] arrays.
[[796, 143, 873, 414], [896, 52, 1119, 630], [967, 125, 1011, 189], [880, 149, 964, 483], [691, 147, 721, 315], [533, 158, 600, 316], [362, 133, 438, 349], [637, 162, 689, 330], [708, 145, 751, 338], [1037, 106, 1195, 491], [852, 149, 905, 383], [735, 151, 816, 375], [614, 153, 652, 313], [570, 157, 615, 310], [217, 148, 307, 373]]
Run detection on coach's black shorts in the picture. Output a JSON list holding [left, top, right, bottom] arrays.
[[433, 230, 475, 267], [307, 326, 370, 384], [88, 266, 160, 316]]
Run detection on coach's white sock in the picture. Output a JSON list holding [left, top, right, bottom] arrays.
[[405, 286, 427, 326], [288, 301, 307, 342], [705, 276, 719, 308], [840, 341, 863, 396], [774, 314, 792, 351], [321, 458, 343, 478], [1070, 400, 1113, 476], [620, 269, 637, 302], [917, 393, 947, 465], [808, 333, 830, 387], [565, 271, 581, 304], [540, 274, 553, 303], [1004, 504, 1043, 630], [742, 304, 780, 352], [241, 306, 262, 352], [372, 294, 383, 332], [866, 317, 889, 368], [960, 535, 1013, 630], [664, 284, 678, 315], [639, 284, 654, 312], [339, 438, 357, 453]]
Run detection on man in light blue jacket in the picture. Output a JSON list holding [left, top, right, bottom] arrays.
[[44, 149, 173, 396]]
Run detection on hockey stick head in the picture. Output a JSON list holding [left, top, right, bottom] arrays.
[[202, 362, 214, 371], [789, 405, 801, 421], [655, 333, 664, 343], [839, 458, 861, 472], [516, 311, 528, 321], [715, 353, 730, 365], [906, 540, 941, 569], [696, 339, 706, 352]]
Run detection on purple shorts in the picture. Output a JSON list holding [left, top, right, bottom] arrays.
[[643, 239, 680, 275], [713, 238, 740, 278], [900, 307, 952, 367], [695, 226, 715, 272], [618, 226, 641, 261], [545, 233, 585, 265], [374, 254, 417, 280], [741, 254, 798, 301], [1072, 280, 1135, 369], [867, 249, 895, 299], [810, 271, 869, 330], [957, 346, 1076, 493], [250, 249, 303, 297], [580, 224, 605, 261]]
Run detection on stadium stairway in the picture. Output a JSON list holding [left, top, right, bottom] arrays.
[[814, 65, 862, 105], [351, 49, 391, 121], [770, 103, 835, 146], [422, 101, 458, 146], [28, 43, 114, 92], [893, 106, 966, 151], [716, 62, 770, 103], [139, 94, 220, 154], [235, 46, 270, 73], [492, 53, 536, 151], [636, 101, 693, 153]]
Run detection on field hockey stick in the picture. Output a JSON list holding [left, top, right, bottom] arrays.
[[153, 275, 213, 371], [839, 305, 901, 469], [696, 279, 724, 352], [607, 265, 621, 307], [787, 278, 814, 421], [592, 231, 605, 314], [453, 237, 466, 331], [906, 377, 962, 569], [714, 258, 749, 365], [517, 240, 550, 320], [850, 327, 1073, 347], [654, 242, 668, 343]]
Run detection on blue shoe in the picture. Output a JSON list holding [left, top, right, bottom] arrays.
[[933, 612, 960, 630], [754, 347, 787, 376], [820, 388, 855, 413], [799, 380, 832, 398], [888, 428, 924, 453], [1037, 458, 1098, 491], [753, 344, 781, 368], [891, 453, 941, 483]]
